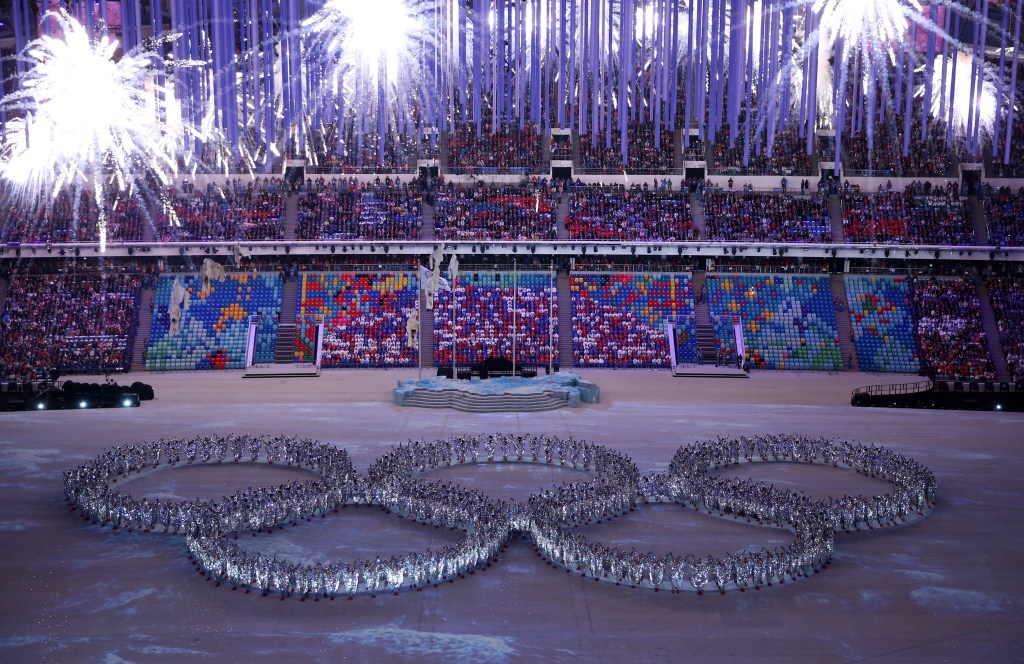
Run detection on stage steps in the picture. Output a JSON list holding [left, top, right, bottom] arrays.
[[828, 194, 845, 243], [400, 389, 567, 412], [691, 272, 718, 362], [283, 193, 299, 240], [969, 195, 989, 246], [830, 273, 859, 372], [130, 287, 155, 371], [976, 282, 1011, 382], [273, 279, 299, 363], [557, 272, 574, 368]]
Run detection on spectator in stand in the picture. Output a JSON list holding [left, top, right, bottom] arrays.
[[911, 276, 994, 381], [844, 117, 953, 177]]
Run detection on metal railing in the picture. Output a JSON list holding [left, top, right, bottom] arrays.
[[851, 379, 933, 397]]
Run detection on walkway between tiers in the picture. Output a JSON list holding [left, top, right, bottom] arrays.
[[556, 271, 574, 368], [830, 273, 859, 372], [976, 281, 1010, 382]]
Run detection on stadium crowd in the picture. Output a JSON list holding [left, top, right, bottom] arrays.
[[911, 276, 994, 381], [703, 190, 832, 242], [1, 270, 141, 378], [447, 120, 542, 173], [712, 125, 814, 175], [433, 183, 556, 240], [296, 178, 422, 240], [160, 183, 285, 241], [984, 187, 1024, 248], [986, 275, 1024, 382], [566, 187, 698, 240], [579, 121, 675, 172]]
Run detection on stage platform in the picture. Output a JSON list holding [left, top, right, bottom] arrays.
[[393, 373, 600, 412], [243, 364, 321, 379], [672, 364, 749, 378]]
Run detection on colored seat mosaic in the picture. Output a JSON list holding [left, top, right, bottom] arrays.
[[145, 274, 282, 371], [707, 273, 842, 371], [844, 276, 920, 373], [296, 272, 419, 367], [571, 273, 693, 368], [433, 272, 557, 366]]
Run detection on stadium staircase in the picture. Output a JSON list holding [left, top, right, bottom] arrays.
[[828, 194, 845, 243], [691, 271, 718, 361], [674, 128, 684, 170], [273, 279, 299, 363], [557, 272, 574, 368], [130, 287, 155, 371], [283, 193, 299, 240], [420, 289, 435, 368], [439, 131, 450, 172], [142, 216, 156, 242], [830, 273, 859, 371], [0, 275, 8, 313], [401, 390, 568, 412], [976, 282, 1011, 382], [690, 194, 707, 238], [541, 134, 551, 163], [556, 196, 570, 239], [571, 130, 581, 166], [421, 201, 436, 240], [969, 195, 989, 246]]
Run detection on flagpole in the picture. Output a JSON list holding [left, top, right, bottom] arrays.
[[417, 264, 423, 381], [513, 258, 518, 377], [549, 260, 554, 376], [451, 270, 456, 379]]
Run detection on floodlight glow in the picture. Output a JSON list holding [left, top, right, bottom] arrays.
[[37, 403, 45, 410], [0, 11, 193, 252], [79, 401, 87, 409], [123, 398, 132, 407]]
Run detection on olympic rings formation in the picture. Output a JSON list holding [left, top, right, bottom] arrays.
[[63, 433, 937, 598]]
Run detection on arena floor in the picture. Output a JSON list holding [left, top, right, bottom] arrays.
[[2, 368, 1022, 663]]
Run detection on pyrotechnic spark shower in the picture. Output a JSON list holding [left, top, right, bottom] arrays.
[[0, 11, 193, 251]]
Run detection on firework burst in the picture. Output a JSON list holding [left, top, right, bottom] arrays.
[[0, 11, 197, 251]]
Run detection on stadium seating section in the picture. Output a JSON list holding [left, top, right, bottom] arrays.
[[433, 272, 556, 367], [433, 186, 556, 240], [295, 272, 419, 367], [985, 188, 1024, 248], [567, 189, 698, 240], [1, 272, 141, 377], [571, 273, 693, 368], [707, 273, 842, 370], [145, 273, 282, 371], [704, 191, 832, 242], [844, 275, 920, 373], [297, 184, 422, 240], [910, 277, 994, 381], [987, 275, 1024, 382]]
